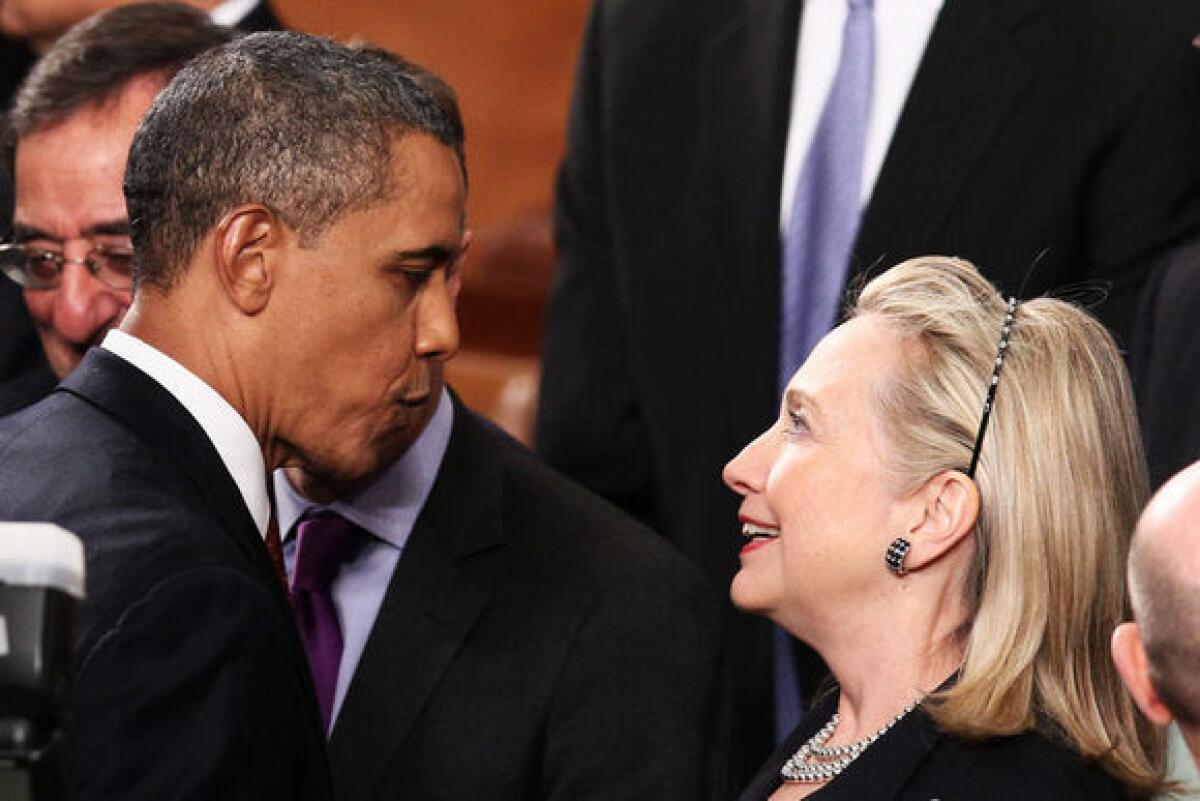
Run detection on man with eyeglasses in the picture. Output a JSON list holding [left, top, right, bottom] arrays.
[[0, 2, 285, 397], [0, 2, 281, 417]]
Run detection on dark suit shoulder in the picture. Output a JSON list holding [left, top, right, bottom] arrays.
[[0, 362, 55, 417], [0, 391, 260, 651], [479, 409, 714, 595], [911, 729, 1124, 801]]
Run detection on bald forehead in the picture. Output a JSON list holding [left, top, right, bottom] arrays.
[[1134, 464, 1200, 572], [1129, 463, 1200, 622]]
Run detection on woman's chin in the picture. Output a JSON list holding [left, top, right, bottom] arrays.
[[729, 570, 775, 615]]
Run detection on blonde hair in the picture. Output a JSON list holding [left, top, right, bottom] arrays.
[[852, 257, 1161, 797]]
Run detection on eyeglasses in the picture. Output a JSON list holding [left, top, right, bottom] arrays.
[[0, 242, 134, 291]]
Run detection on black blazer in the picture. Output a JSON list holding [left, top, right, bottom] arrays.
[[740, 692, 1122, 801], [0, 359, 55, 417], [327, 399, 733, 801], [239, 0, 284, 32], [0, 348, 332, 801], [1131, 238, 1200, 489], [537, 0, 1200, 769]]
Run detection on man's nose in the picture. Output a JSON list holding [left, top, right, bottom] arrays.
[[415, 272, 461, 361], [51, 261, 128, 344]]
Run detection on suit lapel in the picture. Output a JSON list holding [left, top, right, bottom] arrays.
[[328, 404, 504, 800], [854, 0, 1048, 276], [703, 0, 802, 449], [61, 348, 326, 732], [60, 349, 279, 587]]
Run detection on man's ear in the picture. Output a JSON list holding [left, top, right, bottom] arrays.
[[1112, 622, 1174, 727], [902, 470, 979, 573], [212, 205, 281, 315]]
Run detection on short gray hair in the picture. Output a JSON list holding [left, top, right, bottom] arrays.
[[124, 32, 466, 291]]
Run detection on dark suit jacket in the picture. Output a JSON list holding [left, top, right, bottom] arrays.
[[1131, 239, 1200, 489], [0, 348, 332, 801], [240, 0, 284, 32], [328, 400, 732, 801], [0, 359, 54, 417], [537, 0, 1200, 770], [0, 279, 42, 386], [739, 691, 1122, 801]]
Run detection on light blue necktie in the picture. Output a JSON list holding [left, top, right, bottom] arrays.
[[775, 0, 875, 742], [780, 0, 876, 383]]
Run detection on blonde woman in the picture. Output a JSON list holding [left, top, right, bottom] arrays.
[[727, 257, 1162, 800]]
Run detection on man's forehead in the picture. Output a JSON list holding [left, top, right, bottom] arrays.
[[11, 77, 163, 236]]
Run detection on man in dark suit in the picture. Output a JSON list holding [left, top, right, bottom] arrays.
[[0, 0, 284, 399], [537, 0, 1200, 776], [279, 393, 730, 801], [270, 55, 730, 801], [0, 29, 476, 799]]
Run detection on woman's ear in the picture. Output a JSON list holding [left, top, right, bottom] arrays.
[[212, 204, 280, 315], [902, 470, 979, 573]]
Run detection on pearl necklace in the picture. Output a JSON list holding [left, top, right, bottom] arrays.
[[780, 702, 918, 784]]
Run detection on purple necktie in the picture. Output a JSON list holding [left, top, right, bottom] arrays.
[[291, 511, 365, 733], [776, 0, 875, 741]]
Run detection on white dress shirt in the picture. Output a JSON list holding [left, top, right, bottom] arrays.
[[780, 0, 944, 227], [102, 329, 270, 539], [210, 0, 262, 27]]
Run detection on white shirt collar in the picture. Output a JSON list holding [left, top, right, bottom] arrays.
[[210, 0, 261, 27], [101, 330, 271, 539]]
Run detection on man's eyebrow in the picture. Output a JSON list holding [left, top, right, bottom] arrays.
[[10, 220, 131, 241], [83, 220, 131, 237], [389, 245, 457, 265], [11, 224, 52, 242]]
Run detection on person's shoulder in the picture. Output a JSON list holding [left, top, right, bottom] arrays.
[[462, 407, 713, 591], [0, 387, 182, 514], [587, 0, 735, 51], [916, 728, 1124, 801], [1055, 0, 1200, 64], [1145, 242, 1200, 319], [0, 389, 257, 648], [0, 363, 56, 418]]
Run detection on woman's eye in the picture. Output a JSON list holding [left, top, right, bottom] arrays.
[[784, 409, 808, 435]]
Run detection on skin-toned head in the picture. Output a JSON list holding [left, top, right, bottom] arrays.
[[124, 33, 466, 294], [4, 3, 233, 379], [726, 256, 1162, 795], [723, 315, 978, 649], [12, 77, 156, 378], [120, 33, 469, 490], [1113, 461, 1200, 766]]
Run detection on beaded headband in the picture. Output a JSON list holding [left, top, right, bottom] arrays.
[[966, 296, 1018, 479]]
